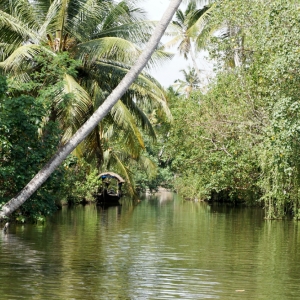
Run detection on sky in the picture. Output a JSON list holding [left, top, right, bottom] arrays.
[[140, 0, 213, 88]]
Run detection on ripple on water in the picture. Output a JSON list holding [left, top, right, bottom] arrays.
[[0, 200, 299, 299]]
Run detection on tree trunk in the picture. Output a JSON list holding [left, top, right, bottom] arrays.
[[0, 0, 183, 220]]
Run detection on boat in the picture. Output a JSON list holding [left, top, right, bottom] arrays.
[[94, 172, 125, 207]]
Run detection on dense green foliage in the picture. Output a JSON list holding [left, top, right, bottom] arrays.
[[0, 52, 104, 221], [2, 0, 300, 221], [0, 0, 175, 221], [0, 76, 63, 222], [164, 0, 300, 219]]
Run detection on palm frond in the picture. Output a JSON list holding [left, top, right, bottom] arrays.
[[38, 0, 62, 39], [106, 150, 136, 197], [81, 125, 103, 166], [87, 60, 172, 121], [187, 3, 216, 49], [57, 74, 93, 143], [138, 155, 157, 179], [163, 35, 183, 50], [0, 44, 52, 73], [174, 9, 186, 26], [65, 0, 109, 42], [118, 94, 157, 140], [101, 0, 144, 31], [76, 37, 141, 66], [145, 48, 174, 70], [96, 20, 156, 45], [0, 9, 40, 44], [0, 0, 40, 30], [128, 78, 173, 122], [29, 0, 54, 17], [110, 100, 145, 152]]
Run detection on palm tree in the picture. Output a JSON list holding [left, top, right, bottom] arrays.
[[189, 1, 245, 69], [0, 0, 172, 177], [164, 0, 215, 80], [0, 0, 183, 220], [173, 66, 201, 97]]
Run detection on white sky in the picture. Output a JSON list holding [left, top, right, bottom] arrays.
[[141, 0, 213, 88]]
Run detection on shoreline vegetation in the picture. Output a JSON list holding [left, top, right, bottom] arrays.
[[1, 0, 300, 221]]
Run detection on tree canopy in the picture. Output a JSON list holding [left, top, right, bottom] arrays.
[[163, 0, 300, 219]]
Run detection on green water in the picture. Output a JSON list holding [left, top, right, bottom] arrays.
[[1, 192, 300, 299]]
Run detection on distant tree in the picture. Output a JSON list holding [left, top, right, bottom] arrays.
[[173, 66, 201, 97]]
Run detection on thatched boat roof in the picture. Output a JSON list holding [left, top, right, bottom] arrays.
[[99, 172, 125, 183]]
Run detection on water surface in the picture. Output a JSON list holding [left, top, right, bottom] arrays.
[[1, 192, 300, 299]]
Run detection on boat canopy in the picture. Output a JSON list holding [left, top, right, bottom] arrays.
[[99, 172, 125, 183]]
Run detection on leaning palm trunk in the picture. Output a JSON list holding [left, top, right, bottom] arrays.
[[0, 0, 183, 220]]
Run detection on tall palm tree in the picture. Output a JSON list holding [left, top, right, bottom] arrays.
[[0, 0, 183, 220], [164, 0, 215, 80], [0, 0, 172, 174]]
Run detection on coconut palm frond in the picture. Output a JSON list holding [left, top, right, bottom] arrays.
[[1, 0, 40, 30], [108, 151, 136, 197], [145, 49, 174, 70], [0, 42, 15, 61], [81, 126, 104, 166], [97, 20, 156, 45], [6, 72, 32, 88], [123, 83, 172, 124], [51, 57, 170, 155], [129, 75, 172, 121], [92, 60, 172, 121], [38, 0, 62, 39], [178, 38, 191, 58], [163, 35, 183, 50], [174, 9, 186, 26], [0, 44, 52, 73], [195, 22, 217, 50], [54, 0, 67, 34], [88, 80, 108, 108], [103, 148, 111, 165], [111, 100, 145, 151], [173, 66, 201, 97], [118, 69, 172, 121], [30, 0, 55, 17], [58, 74, 93, 143], [80, 73, 159, 141], [77, 37, 141, 66], [103, 124, 114, 141], [101, 0, 143, 31], [187, 3, 217, 49], [138, 155, 157, 179], [163, 3, 198, 59], [71, 138, 85, 158], [119, 95, 157, 140], [0, 9, 39, 44], [66, 0, 108, 41], [187, 4, 213, 35], [121, 130, 143, 159]]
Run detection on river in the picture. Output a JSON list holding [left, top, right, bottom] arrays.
[[1, 191, 300, 299]]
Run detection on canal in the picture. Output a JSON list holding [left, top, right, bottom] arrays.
[[1, 191, 300, 299]]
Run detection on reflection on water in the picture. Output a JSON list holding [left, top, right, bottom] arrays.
[[1, 192, 300, 299]]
